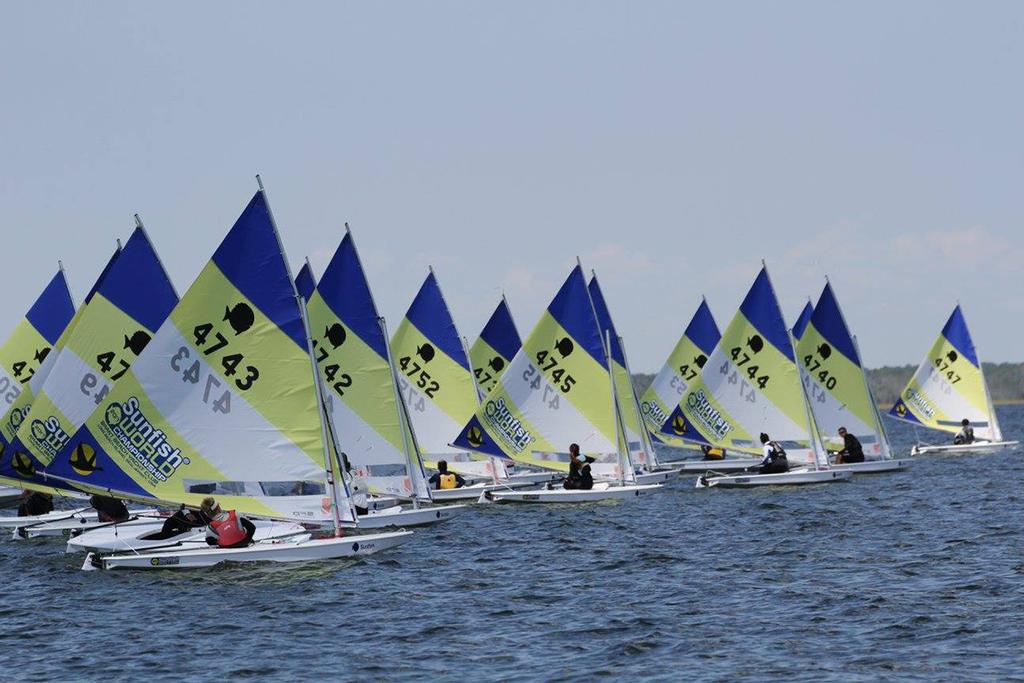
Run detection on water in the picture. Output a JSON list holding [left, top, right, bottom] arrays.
[[3, 408, 1023, 682]]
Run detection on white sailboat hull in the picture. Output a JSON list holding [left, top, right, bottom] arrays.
[[66, 519, 306, 554], [910, 440, 1018, 456], [505, 471, 560, 484], [632, 469, 682, 484], [0, 507, 94, 529], [482, 482, 663, 503], [347, 504, 468, 529], [428, 481, 535, 501], [13, 509, 160, 539], [829, 459, 912, 473], [696, 468, 852, 488], [668, 458, 761, 473], [84, 530, 415, 570], [0, 486, 23, 508]]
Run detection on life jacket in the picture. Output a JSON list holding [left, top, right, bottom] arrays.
[[768, 441, 788, 463], [210, 510, 247, 547], [439, 473, 457, 490]]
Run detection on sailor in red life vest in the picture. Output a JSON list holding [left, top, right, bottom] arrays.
[[200, 496, 256, 549]]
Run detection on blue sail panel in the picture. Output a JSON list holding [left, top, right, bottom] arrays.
[[548, 266, 606, 367], [587, 276, 625, 365], [791, 302, 814, 341], [738, 267, 794, 362], [941, 306, 979, 368], [809, 283, 860, 366], [479, 298, 522, 362], [316, 232, 388, 360], [26, 270, 76, 345], [687, 298, 722, 355], [97, 227, 178, 333], [295, 262, 316, 303], [403, 271, 469, 372]]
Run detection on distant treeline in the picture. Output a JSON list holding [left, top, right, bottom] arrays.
[[631, 362, 1024, 407]]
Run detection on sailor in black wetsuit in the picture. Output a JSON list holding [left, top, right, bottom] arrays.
[[834, 427, 864, 464], [18, 490, 53, 517], [954, 419, 975, 445], [756, 433, 789, 474], [90, 494, 130, 523], [148, 505, 212, 540]]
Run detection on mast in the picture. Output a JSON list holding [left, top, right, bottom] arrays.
[[345, 223, 430, 507], [461, 334, 501, 484], [257, 175, 345, 536], [960, 302, 1001, 441], [851, 333, 892, 460], [617, 333, 660, 470]]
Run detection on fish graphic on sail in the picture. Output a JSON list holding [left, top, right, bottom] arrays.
[[638, 297, 721, 451], [661, 266, 827, 467], [795, 283, 891, 460], [390, 269, 492, 476], [0, 267, 77, 487], [44, 190, 347, 522], [304, 228, 430, 501], [887, 305, 1005, 445], [453, 264, 631, 481], [469, 296, 522, 400], [6, 226, 178, 487], [587, 274, 652, 469], [295, 262, 316, 303]]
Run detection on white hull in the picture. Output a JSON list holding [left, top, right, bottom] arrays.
[[15, 509, 160, 539], [0, 507, 95, 529], [696, 468, 852, 488], [85, 530, 415, 570], [672, 459, 760, 473], [910, 440, 1019, 456], [482, 482, 663, 503], [428, 481, 534, 501], [505, 471, 560, 484], [632, 469, 682, 484], [66, 519, 306, 554], [0, 486, 23, 508], [829, 459, 912, 473], [347, 504, 468, 529]]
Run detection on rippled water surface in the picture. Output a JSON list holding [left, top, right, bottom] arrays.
[[3, 407, 1023, 681]]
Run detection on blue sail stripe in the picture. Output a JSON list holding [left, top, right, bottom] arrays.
[[403, 271, 470, 372], [479, 298, 522, 362], [316, 232, 388, 360], [738, 267, 794, 362]]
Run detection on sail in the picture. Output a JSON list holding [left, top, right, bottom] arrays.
[[43, 191, 344, 522], [390, 270, 480, 462], [5, 228, 177, 487], [660, 266, 826, 466], [795, 283, 890, 459], [295, 262, 316, 303], [453, 265, 625, 478], [587, 275, 651, 468], [304, 230, 430, 501], [791, 301, 813, 341], [638, 298, 721, 450], [0, 268, 76, 486], [887, 305, 1000, 440], [469, 296, 522, 400]]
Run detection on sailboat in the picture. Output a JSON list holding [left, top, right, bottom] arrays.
[[43, 180, 413, 569], [658, 265, 851, 488], [0, 265, 79, 512], [390, 269, 530, 500], [794, 282, 910, 473], [452, 263, 663, 502], [587, 274, 680, 484], [304, 227, 469, 523], [887, 305, 1017, 455]]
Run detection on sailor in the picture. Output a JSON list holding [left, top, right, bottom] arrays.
[[427, 460, 466, 491], [562, 444, 594, 491], [151, 504, 212, 540], [90, 494, 130, 523], [17, 489, 53, 517], [834, 427, 865, 464], [201, 496, 256, 549], [954, 419, 975, 445], [757, 433, 789, 474], [341, 454, 369, 515], [701, 445, 726, 461]]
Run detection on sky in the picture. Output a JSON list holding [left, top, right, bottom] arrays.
[[1, 2, 1021, 371]]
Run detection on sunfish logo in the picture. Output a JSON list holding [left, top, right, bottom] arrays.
[[102, 396, 189, 484], [640, 400, 668, 429], [904, 387, 935, 419], [685, 390, 733, 440], [28, 415, 71, 459], [8, 404, 31, 432], [483, 398, 533, 453]]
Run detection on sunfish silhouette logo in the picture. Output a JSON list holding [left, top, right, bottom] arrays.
[[554, 338, 574, 358], [325, 323, 347, 349], [416, 343, 435, 363], [12, 452, 34, 477], [895, 402, 907, 417], [124, 330, 151, 356], [487, 357, 505, 373], [746, 334, 764, 354], [672, 414, 687, 435], [223, 303, 255, 335], [694, 354, 708, 369], [817, 343, 832, 360], [467, 426, 484, 447], [34, 347, 51, 363], [946, 350, 958, 363], [70, 442, 99, 476]]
